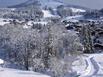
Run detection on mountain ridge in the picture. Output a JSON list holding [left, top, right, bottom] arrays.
[[8, 0, 90, 10]]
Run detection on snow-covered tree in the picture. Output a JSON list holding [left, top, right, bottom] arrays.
[[0, 21, 83, 77]]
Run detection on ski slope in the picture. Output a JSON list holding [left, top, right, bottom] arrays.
[[42, 10, 55, 18]]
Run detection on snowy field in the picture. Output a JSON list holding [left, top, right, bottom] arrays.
[[0, 68, 50, 77]]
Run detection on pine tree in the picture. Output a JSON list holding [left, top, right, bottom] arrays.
[[81, 24, 94, 53]]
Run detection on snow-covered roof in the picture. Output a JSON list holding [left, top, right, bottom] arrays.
[[70, 7, 86, 13], [0, 18, 10, 26], [0, 59, 4, 64], [23, 21, 48, 29], [65, 15, 83, 20], [62, 15, 83, 22]]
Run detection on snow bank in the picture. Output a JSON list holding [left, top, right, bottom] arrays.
[[0, 68, 50, 77]]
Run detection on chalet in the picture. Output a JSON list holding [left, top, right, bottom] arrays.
[[98, 31, 103, 36], [94, 43, 103, 50]]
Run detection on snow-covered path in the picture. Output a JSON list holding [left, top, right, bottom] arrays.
[[79, 54, 103, 77], [90, 57, 100, 76]]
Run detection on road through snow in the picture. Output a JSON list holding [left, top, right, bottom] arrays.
[[80, 54, 103, 77]]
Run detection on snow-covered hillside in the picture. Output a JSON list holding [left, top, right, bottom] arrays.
[[39, 0, 86, 15], [42, 10, 55, 18], [8, 0, 87, 15], [39, 0, 64, 8], [0, 58, 49, 77], [0, 0, 103, 77], [0, 68, 50, 77]]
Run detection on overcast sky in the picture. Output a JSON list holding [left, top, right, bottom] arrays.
[[64, 0, 103, 9], [0, 0, 103, 9]]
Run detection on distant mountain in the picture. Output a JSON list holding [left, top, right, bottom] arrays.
[[8, 0, 90, 11], [0, 0, 26, 7], [8, 0, 40, 8], [7, 0, 91, 19]]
